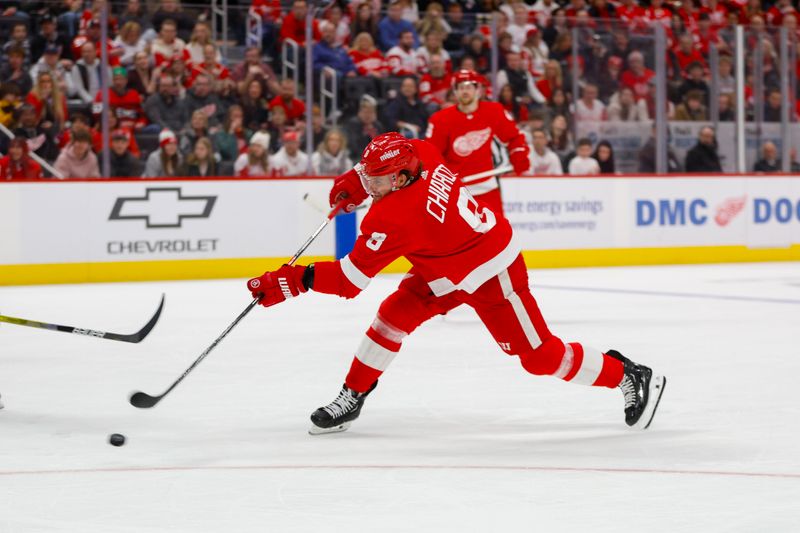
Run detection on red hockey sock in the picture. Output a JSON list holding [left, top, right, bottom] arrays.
[[558, 343, 624, 388], [345, 357, 383, 393]]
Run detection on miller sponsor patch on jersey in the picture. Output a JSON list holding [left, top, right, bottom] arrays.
[[452, 127, 492, 157]]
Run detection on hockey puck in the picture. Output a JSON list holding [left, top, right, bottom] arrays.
[[109, 433, 126, 447]]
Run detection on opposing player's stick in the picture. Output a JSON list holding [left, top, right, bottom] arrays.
[[0, 294, 164, 343], [129, 202, 345, 409]]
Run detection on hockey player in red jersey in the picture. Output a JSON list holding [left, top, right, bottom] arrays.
[[425, 69, 531, 215], [247, 133, 666, 435]]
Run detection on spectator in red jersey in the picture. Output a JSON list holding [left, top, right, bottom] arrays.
[[71, 20, 122, 66], [643, 0, 672, 30], [151, 19, 191, 68], [189, 43, 231, 89], [419, 54, 453, 111], [620, 51, 655, 102], [349, 32, 388, 78], [694, 13, 728, 56], [703, 0, 728, 29], [54, 129, 101, 178], [672, 33, 707, 79], [386, 30, 423, 76], [0, 138, 43, 180], [232, 46, 281, 98], [677, 0, 701, 32], [268, 78, 306, 127], [26, 71, 68, 137], [382, 76, 429, 138], [564, 0, 589, 18], [766, 0, 798, 26], [279, 0, 321, 48], [59, 112, 100, 151], [536, 59, 563, 102], [93, 67, 148, 131]]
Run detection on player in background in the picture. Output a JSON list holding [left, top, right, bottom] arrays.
[[425, 69, 531, 215], [247, 133, 666, 435]]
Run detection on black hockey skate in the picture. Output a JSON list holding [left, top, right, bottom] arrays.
[[309, 381, 378, 435], [607, 350, 666, 429]]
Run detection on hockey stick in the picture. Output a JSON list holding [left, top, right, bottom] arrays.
[[0, 294, 165, 343], [461, 164, 514, 183], [303, 193, 367, 214], [129, 202, 345, 409]]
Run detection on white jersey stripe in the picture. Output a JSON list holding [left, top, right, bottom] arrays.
[[498, 269, 543, 349], [570, 345, 604, 386], [356, 336, 399, 371], [428, 236, 521, 296], [340, 255, 371, 290]]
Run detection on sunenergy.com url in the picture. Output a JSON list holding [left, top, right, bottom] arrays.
[[511, 220, 597, 232]]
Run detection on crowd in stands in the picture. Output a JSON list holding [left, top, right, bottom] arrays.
[[1, 0, 799, 180]]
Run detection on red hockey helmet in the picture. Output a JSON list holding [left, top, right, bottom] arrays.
[[451, 69, 481, 89], [360, 132, 420, 178]]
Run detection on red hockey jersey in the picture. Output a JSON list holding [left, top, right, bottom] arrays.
[[314, 139, 519, 299], [425, 101, 529, 194]]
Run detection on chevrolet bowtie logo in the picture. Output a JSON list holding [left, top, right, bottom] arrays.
[[109, 187, 216, 228]]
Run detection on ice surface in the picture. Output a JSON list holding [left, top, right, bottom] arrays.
[[1, 263, 799, 532]]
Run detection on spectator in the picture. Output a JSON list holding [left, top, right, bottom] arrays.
[[31, 13, 72, 63], [270, 130, 309, 176], [128, 51, 156, 96], [1, 47, 33, 96], [349, 32, 388, 78], [151, 19, 190, 68], [313, 21, 358, 79], [30, 44, 72, 95], [715, 56, 735, 96], [548, 114, 574, 163], [574, 83, 606, 122], [268, 79, 306, 127], [677, 62, 710, 106], [536, 60, 563, 101], [463, 33, 491, 74], [234, 131, 271, 177], [303, 104, 329, 150], [638, 127, 682, 173], [383, 76, 429, 138], [179, 109, 214, 156], [1, 23, 31, 71], [0, 137, 44, 180], [351, 2, 379, 45], [685, 126, 722, 172], [607, 86, 649, 121], [311, 129, 352, 176], [11, 104, 59, 163], [279, 0, 321, 48], [507, 3, 537, 48], [264, 105, 289, 153], [417, 2, 452, 38], [568, 138, 601, 175], [26, 71, 68, 139], [672, 33, 706, 79], [532, 0, 560, 27], [546, 88, 571, 125], [114, 21, 146, 68], [443, 2, 474, 53], [386, 30, 423, 77], [415, 31, 451, 74], [180, 137, 218, 177], [184, 73, 226, 129], [71, 19, 123, 67], [344, 96, 385, 160], [187, 22, 219, 66], [214, 104, 252, 163], [93, 67, 147, 130], [109, 128, 143, 177], [419, 54, 452, 111], [151, 0, 194, 41], [595, 55, 623, 102], [764, 89, 784, 122], [0, 83, 21, 127], [143, 129, 182, 177], [325, 4, 351, 48], [70, 42, 109, 105], [498, 83, 529, 123], [378, 0, 419, 52], [753, 141, 781, 173], [240, 79, 270, 132], [54, 130, 100, 178], [144, 74, 188, 132], [497, 52, 545, 107], [674, 90, 708, 121], [593, 140, 616, 174], [189, 44, 230, 89], [522, 27, 549, 78], [717, 93, 735, 121], [119, 0, 151, 31], [59, 112, 101, 152], [529, 128, 563, 175], [232, 46, 281, 98], [620, 51, 655, 101]]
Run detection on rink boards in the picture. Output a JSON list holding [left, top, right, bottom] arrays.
[[1, 174, 799, 285]]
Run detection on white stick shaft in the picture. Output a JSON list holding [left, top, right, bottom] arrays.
[[460, 164, 513, 183]]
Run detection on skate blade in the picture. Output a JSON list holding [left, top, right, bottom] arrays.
[[308, 421, 352, 435], [634, 375, 666, 430]]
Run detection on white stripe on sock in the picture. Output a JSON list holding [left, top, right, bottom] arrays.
[[355, 336, 398, 371], [570, 345, 604, 386]]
